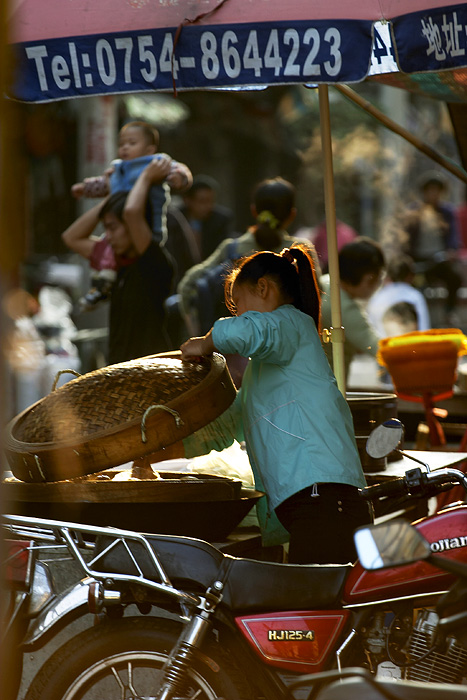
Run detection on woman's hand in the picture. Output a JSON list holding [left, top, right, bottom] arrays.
[[143, 155, 173, 184], [180, 330, 215, 358]]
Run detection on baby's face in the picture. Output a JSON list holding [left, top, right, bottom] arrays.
[[118, 126, 155, 160]]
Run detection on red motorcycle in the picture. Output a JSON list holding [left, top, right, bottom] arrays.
[[287, 515, 467, 700], [3, 419, 467, 700]]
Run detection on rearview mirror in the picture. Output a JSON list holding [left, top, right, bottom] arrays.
[[354, 519, 431, 570], [366, 418, 404, 459]]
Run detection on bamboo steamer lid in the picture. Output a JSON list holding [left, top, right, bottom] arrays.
[[4, 351, 236, 483]]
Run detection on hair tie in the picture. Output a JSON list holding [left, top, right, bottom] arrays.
[[281, 248, 296, 266], [256, 210, 279, 229]]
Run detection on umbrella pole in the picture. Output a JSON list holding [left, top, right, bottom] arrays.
[[318, 85, 346, 395]]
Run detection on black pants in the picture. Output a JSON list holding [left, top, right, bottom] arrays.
[[275, 483, 374, 565]]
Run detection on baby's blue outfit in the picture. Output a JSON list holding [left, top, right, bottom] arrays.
[[183, 305, 366, 545], [110, 154, 171, 244]]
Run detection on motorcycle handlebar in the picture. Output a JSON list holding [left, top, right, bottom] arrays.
[[361, 466, 466, 502], [361, 477, 408, 501]]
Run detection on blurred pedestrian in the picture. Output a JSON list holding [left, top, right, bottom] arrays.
[[381, 301, 418, 337], [309, 218, 358, 273], [177, 177, 320, 335], [71, 120, 191, 311], [321, 237, 385, 380], [62, 158, 174, 364], [179, 175, 234, 261], [367, 254, 431, 337], [403, 170, 461, 324]]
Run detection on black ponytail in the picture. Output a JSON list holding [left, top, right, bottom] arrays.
[[225, 243, 321, 331], [281, 246, 321, 332]]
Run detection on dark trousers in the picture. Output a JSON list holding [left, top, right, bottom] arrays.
[[275, 483, 374, 565]]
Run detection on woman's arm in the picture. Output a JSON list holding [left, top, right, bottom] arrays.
[[180, 329, 216, 358], [61, 198, 109, 259], [123, 156, 172, 255]]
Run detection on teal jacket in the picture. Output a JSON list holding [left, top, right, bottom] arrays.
[[184, 305, 366, 542]]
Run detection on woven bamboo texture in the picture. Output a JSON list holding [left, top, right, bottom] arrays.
[[13, 356, 209, 444], [4, 352, 236, 483]]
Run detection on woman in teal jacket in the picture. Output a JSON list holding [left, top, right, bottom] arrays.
[[181, 244, 372, 564]]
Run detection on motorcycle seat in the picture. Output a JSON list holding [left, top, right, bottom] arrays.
[[219, 556, 352, 613], [95, 533, 351, 612]]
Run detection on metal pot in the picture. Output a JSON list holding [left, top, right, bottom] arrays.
[[346, 391, 399, 472]]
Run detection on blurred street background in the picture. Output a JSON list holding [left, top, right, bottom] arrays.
[[2, 84, 467, 419]]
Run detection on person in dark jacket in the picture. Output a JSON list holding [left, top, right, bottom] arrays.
[[179, 175, 234, 261]]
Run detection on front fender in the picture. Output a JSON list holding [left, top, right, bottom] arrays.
[[23, 577, 92, 649]]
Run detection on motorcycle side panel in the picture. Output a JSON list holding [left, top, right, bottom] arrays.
[[235, 610, 349, 672], [343, 506, 467, 604]]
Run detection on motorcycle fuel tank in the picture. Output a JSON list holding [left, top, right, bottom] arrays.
[[235, 610, 349, 672], [343, 505, 467, 604]]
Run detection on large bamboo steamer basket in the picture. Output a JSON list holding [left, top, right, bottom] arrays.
[[4, 351, 236, 483]]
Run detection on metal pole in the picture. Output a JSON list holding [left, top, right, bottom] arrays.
[[318, 84, 346, 395]]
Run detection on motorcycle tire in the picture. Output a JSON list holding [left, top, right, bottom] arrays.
[[24, 616, 252, 700]]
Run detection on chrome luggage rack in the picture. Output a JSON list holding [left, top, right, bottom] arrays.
[[2, 513, 200, 608]]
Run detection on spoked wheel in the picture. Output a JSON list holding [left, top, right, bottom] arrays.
[[25, 617, 251, 700]]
